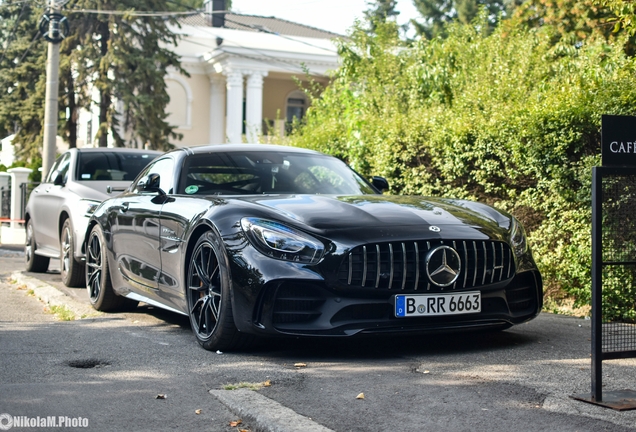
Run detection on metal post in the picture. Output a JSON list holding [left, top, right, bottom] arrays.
[[42, 0, 61, 178], [591, 167, 603, 401]]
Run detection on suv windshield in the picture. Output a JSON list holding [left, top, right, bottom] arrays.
[[179, 151, 377, 195], [77, 152, 157, 182]]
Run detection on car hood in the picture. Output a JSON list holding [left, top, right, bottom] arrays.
[[231, 194, 512, 239]]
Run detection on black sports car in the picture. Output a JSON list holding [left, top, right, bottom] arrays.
[[84, 144, 542, 351]]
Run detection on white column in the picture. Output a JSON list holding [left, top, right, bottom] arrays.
[[224, 70, 244, 144], [245, 71, 268, 143], [209, 75, 226, 144], [7, 168, 32, 229]]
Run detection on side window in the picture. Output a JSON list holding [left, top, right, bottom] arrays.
[[134, 158, 174, 194], [46, 153, 71, 184]]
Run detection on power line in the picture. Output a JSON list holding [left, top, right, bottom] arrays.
[[185, 23, 331, 76], [17, 29, 41, 65], [179, 37, 315, 75], [63, 6, 338, 54], [221, 15, 338, 54], [66, 8, 200, 17]]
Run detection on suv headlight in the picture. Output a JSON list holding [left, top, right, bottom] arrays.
[[241, 218, 325, 264], [81, 199, 101, 217], [510, 217, 528, 257]]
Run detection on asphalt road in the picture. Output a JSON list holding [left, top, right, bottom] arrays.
[[1, 244, 636, 431]]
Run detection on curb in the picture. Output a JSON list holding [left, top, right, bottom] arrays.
[[11, 271, 100, 320], [210, 389, 334, 432]]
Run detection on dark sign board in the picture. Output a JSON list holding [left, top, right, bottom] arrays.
[[602, 115, 636, 167]]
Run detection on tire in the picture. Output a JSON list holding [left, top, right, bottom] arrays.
[[85, 224, 137, 311], [25, 219, 49, 273], [60, 218, 85, 287], [187, 231, 251, 351]]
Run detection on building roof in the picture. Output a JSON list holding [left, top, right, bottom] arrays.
[[179, 13, 343, 40]]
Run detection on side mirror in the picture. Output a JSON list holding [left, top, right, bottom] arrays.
[[53, 172, 65, 186], [137, 173, 164, 195], [371, 176, 389, 193]]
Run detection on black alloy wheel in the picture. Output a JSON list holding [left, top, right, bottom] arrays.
[[25, 219, 49, 272], [85, 224, 136, 311], [187, 231, 249, 351], [60, 218, 85, 287]]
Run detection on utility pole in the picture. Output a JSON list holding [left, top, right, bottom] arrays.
[[40, 1, 68, 177]]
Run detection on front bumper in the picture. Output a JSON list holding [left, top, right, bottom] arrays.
[[232, 266, 542, 337]]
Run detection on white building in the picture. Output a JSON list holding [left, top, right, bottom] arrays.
[[164, 0, 341, 146]]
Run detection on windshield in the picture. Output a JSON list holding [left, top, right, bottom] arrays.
[[76, 152, 157, 181], [179, 151, 377, 195]]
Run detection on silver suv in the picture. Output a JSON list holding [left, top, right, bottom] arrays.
[[24, 148, 160, 286]]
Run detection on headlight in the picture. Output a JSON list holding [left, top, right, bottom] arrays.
[[510, 217, 528, 257], [81, 199, 101, 217], [240, 218, 325, 264]]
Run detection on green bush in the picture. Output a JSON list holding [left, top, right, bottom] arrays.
[[289, 17, 636, 318]]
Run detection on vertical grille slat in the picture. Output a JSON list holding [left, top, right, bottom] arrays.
[[490, 243, 496, 284], [388, 243, 395, 289], [481, 242, 488, 286], [348, 254, 352, 285], [414, 243, 420, 291], [462, 242, 468, 288], [472, 241, 478, 287], [401, 243, 407, 290], [362, 246, 368, 287], [340, 239, 515, 292], [375, 244, 381, 288]]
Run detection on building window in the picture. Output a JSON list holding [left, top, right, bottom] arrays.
[[165, 74, 193, 130], [286, 91, 307, 133]]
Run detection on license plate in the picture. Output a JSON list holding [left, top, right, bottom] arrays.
[[395, 292, 481, 317]]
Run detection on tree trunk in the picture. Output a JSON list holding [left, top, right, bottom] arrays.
[[67, 69, 77, 148], [98, 21, 110, 148]]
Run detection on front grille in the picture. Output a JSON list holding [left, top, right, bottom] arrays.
[[337, 240, 515, 292]]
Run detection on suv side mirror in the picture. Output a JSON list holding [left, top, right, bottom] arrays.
[[371, 176, 389, 193]]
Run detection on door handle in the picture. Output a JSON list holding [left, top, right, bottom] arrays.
[[121, 202, 129, 212]]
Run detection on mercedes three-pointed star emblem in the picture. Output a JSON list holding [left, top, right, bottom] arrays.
[[425, 245, 461, 287]]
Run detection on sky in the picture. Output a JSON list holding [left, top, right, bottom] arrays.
[[230, 0, 420, 36]]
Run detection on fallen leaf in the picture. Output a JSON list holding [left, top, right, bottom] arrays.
[[229, 419, 242, 427], [195, 409, 202, 415], [294, 363, 307, 368], [239, 429, 250, 432], [356, 393, 365, 399], [156, 394, 167, 399], [263, 380, 272, 387]]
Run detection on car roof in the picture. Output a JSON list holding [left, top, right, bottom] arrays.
[[71, 147, 162, 154], [172, 144, 325, 157]]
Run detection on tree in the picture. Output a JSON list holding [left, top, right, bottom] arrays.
[[511, 0, 615, 45], [1, 0, 192, 163], [68, 0, 189, 150], [0, 1, 48, 162], [364, 0, 400, 33], [594, 0, 636, 36], [411, 0, 517, 38]]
